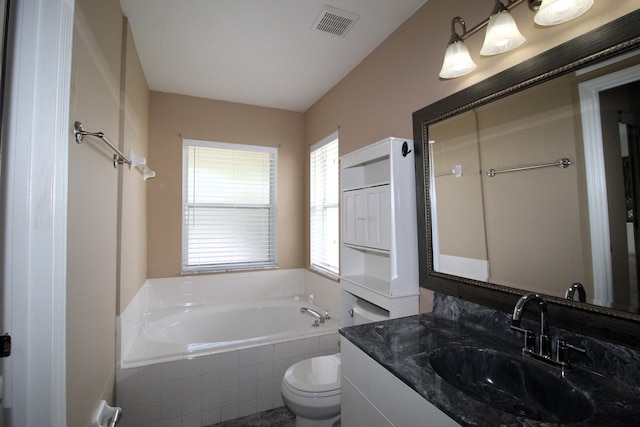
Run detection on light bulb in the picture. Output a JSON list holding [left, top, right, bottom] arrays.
[[534, 0, 594, 26], [439, 41, 477, 79], [480, 10, 526, 56]]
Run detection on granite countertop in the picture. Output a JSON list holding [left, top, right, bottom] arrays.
[[339, 296, 640, 427]]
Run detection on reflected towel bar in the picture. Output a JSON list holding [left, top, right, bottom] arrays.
[[436, 164, 463, 178], [485, 158, 571, 177]]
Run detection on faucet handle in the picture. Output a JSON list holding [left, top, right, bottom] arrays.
[[556, 339, 586, 366], [510, 325, 536, 352]]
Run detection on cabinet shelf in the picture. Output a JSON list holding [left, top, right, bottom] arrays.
[[341, 274, 391, 297], [343, 243, 389, 255], [341, 275, 420, 312], [342, 181, 390, 192]]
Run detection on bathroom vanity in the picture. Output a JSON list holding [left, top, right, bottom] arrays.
[[339, 294, 640, 426], [340, 337, 458, 426]]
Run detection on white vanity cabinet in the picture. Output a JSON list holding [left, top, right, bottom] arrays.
[[340, 337, 460, 427], [340, 137, 419, 318]]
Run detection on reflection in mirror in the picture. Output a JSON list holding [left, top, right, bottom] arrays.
[[428, 52, 640, 314], [415, 10, 640, 346], [596, 75, 640, 312]]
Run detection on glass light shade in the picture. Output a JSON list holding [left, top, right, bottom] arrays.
[[439, 41, 477, 79], [480, 10, 526, 56], [534, 0, 594, 26]]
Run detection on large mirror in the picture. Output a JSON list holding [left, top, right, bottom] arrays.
[[414, 10, 640, 346]]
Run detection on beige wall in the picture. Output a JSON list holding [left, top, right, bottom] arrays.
[[478, 76, 585, 297], [146, 93, 305, 278], [430, 76, 596, 299], [119, 20, 150, 313], [431, 110, 487, 261], [68, 0, 149, 425], [303, 0, 639, 287]]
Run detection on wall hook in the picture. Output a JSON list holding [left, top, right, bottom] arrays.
[[402, 141, 412, 157]]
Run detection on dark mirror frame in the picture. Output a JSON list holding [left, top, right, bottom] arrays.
[[413, 10, 640, 349]]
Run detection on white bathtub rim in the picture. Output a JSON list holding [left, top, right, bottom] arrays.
[[143, 298, 330, 344], [121, 295, 339, 369], [121, 326, 339, 369]]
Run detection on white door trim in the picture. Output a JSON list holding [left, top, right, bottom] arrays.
[[2, 0, 73, 426], [579, 63, 640, 307]]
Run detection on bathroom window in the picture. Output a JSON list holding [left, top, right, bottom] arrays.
[[310, 132, 339, 277], [182, 139, 277, 273]]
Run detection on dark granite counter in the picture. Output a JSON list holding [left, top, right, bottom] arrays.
[[339, 294, 640, 426]]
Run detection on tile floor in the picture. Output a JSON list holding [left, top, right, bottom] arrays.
[[208, 406, 294, 426], [208, 406, 341, 427]]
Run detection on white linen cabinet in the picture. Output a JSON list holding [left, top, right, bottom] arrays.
[[340, 137, 419, 318]]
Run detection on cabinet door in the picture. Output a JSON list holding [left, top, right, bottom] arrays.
[[342, 338, 461, 427], [342, 185, 390, 250], [342, 189, 364, 247], [341, 379, 393, 426], [365, 186, 391, 250]]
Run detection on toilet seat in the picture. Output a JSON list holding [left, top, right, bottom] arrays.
[[284, 354, 341, 396]]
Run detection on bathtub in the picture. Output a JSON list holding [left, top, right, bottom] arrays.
[[122, 296, 340, 368], [116, 270, 342, 426]]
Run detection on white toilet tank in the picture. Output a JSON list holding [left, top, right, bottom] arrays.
[[352, 299, 389, 325]]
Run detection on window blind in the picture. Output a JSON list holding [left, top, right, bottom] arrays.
[[310, 134, 339, 276], [182, 139, 277, 273]]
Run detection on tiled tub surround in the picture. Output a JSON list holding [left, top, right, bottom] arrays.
[[117, 269, 341, 427], [340, 294, 640, 426]]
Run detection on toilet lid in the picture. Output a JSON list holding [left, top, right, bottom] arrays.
[[284, 354, 341, 394]]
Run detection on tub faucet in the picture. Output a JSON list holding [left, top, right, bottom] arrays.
[[511, 293, 551, 358], [301, 307, 325, 326], [565, 282, 586, 303]]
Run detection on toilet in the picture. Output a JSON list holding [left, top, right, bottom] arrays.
[[281, 299, 389, 427]]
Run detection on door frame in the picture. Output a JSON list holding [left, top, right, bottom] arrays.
[[1, 0, 73, 425], [580, 62, 640, 307]]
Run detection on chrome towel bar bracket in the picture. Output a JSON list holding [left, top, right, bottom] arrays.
[[74, 121, 131, 168], [73, 121, 156, 179]]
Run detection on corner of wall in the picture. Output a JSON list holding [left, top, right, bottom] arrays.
[[303, 269, 342, 320]]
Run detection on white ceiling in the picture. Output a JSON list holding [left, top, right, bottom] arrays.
[[120, 0, 428, 112]]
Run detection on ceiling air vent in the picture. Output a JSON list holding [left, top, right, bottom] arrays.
[[313, 6, 359, 38]]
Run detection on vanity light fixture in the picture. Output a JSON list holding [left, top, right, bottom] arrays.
[[480, 1, 526, 56], [439, 17, 477, 79], [534, 0, 594, 26], [439, 0, 594, 79]]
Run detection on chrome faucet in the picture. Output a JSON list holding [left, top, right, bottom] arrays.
[[511, 293, 551, 357], [300, 307, 328, 326], [565, 282, 586, 303], [510, 293, 586, 370]]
